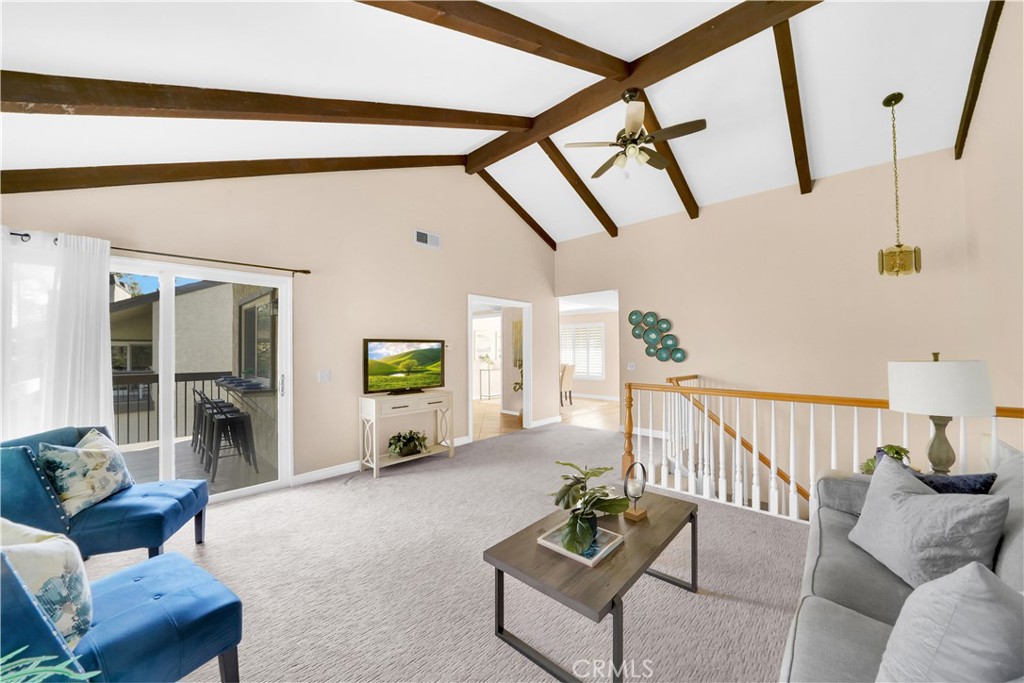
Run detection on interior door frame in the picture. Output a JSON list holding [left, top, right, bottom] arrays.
[[110, 256, 294, 502], [466, 294, 533, 443]]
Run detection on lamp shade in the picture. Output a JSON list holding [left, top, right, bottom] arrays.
[[887, 360, 995, 417]]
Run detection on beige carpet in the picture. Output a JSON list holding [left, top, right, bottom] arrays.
[[85, 424, 808, 683]]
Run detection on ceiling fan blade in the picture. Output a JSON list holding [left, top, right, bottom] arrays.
[[640, 147, 670, 170], [624, 101, 645, 137], [592, 152, 622, 179], [647, 119, 707, 143], [564, 142, 618, 148]]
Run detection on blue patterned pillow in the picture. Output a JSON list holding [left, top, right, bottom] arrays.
[[875, 450, 997, 495], [38, 429, 134, 517], [1, 518, 93, 647]]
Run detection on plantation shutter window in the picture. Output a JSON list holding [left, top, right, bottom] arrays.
[[559, 323, 605, 380]]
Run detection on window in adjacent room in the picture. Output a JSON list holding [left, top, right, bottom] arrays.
[[559, 323, 605, 381], [111, 341, 154, 373]]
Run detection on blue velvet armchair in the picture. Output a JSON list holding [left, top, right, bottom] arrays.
[[1, 551, 242, 682], [1, 427, 208, 559]]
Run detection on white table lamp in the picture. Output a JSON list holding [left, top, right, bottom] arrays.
[[887, 354, 995, 474]]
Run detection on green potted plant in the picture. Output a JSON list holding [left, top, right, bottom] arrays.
[[387, 430, 428, 457], [551, 461, 629, 554], [861, 444, 911, 474]]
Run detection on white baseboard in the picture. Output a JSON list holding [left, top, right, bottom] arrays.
[[291, 461, 361, 486], [526, 415, 562, 428], [454, 435, 473, 447], [573, 393, 620, 402], [500, 409, 521, 416], [618, 425, 668, 439]]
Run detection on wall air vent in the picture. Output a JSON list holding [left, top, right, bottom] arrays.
[[414, 230, 441, 249]]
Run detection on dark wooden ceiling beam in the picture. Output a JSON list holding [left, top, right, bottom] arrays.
[[357, 1, 629, 80], [0, 155, 466, 194], [477, 170, 557, 250], [772, 20, 813, 194], [637, 88, 699, 219], [0, 70, 532, 131], [954, 0, 1004, 160], [537, 137, 618, 238], [466, 1, 821, 174]]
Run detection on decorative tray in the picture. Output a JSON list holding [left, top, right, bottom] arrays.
[[537, 524, 624, 567]]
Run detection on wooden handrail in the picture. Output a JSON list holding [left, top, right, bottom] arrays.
[[665, 374, 700, 385]]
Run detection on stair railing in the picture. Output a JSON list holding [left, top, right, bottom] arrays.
[[623, 377, 1023, 521]]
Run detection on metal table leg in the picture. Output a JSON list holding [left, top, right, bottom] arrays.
[[644, 511, 698, 593], [612, 597, 623, 683], [494, 568, 577, 682]]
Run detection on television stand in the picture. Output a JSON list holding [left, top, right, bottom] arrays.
[[359, 389, 454, 478], [387, 388, 424, 395]]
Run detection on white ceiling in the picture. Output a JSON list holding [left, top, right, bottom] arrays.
[[0, 2, 990, 244]]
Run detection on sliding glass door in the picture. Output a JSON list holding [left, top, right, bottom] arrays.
[[108, 260, 292, 498]]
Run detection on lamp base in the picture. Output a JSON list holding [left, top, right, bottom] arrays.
[[927, 415, 955, 475], [624, 507, 648, 522]]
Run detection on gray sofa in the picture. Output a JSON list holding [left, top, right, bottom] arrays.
[[779, 449, 1023, 682]]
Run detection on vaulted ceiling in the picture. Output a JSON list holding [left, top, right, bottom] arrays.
[[0, 1, 1000, 247]]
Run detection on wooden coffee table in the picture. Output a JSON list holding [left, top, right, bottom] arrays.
[[483, 492, 698, 683]]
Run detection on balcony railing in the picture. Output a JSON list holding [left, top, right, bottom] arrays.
[[112, 371, 231, 446]]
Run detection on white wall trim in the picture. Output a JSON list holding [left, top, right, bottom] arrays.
[[528, 415, 562, 428], [500, 409, 521, 416], [454, 435, 473, 447], [574, 393, 620, 402], [291, 461, 361, 487]]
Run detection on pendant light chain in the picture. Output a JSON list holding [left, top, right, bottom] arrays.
[[890, 103, 901, 246]]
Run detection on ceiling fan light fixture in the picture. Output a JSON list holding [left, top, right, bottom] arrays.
[[625, 144, 639, 159], [614, 154, 628, 169], [637, 149, 650, 165]]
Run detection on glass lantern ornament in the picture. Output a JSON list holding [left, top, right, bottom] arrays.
[[623, 461, 648, 521]]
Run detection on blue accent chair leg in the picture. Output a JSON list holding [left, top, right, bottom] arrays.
[[148, 545, 164, 558], [219, 647, 240, 683], [195, 508, 206, 544]]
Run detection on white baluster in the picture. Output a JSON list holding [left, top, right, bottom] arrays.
[[990, 417, 999, 466], [734, 397, 743, 507], [703, 395, 712, 498], [674, 394, 682, 491], [661, 394, 667, 486], [902, 412, 909, 448], [718, 396, 727, 502], [637, 390, 642, 468], [687, 396, 696, 494], [958, 417, 967, 474], [751, 401, 761, 512], [809, 404, 817, 504], [830, 405, 838, 470], [769, 401, 779, 515], [876, 409, 883, 448], [789, 402, 798, 519], [852, 407, 860, 473], [648, 391, 654, 475]]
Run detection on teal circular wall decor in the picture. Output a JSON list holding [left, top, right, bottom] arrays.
[[624, 309, 687, 363]]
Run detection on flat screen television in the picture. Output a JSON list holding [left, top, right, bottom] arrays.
[[363, 339, 445, 394]]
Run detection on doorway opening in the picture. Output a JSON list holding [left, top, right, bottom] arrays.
[[467, 295, 532, 443], [557, 290, 620, 432]]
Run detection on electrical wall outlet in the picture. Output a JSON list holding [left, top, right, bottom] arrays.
[[317, 369, 331, 383], [627, 362, 636, 371]]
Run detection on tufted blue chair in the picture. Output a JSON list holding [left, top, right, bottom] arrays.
[[1, 551, 242, 682], [1, 426, 208, 559]]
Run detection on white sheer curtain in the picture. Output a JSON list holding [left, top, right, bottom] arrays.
[[1, 230, 115, 439]]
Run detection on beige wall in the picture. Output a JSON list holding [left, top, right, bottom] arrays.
[[1, 166, 560, 473], [558, 310, 621, 400]]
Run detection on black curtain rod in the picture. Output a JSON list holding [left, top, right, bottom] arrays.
[[6, 232, 311, 275]]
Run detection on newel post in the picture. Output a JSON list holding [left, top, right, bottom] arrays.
[[622, 383, 634, 476]]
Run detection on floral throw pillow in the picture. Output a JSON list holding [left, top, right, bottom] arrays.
[[1, 517, 93, 647], [38, 429, 134, 517]]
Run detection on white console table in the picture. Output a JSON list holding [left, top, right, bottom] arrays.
[[359, 389, 454, 478]]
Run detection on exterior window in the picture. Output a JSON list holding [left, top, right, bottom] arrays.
[[111, 342, 153, 373], [559, 324, 605, 380], [240, 294, 276, 384]]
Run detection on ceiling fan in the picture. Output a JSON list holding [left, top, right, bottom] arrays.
[[564, 88, 706, 179]]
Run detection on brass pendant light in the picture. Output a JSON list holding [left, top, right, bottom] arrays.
[[878, 92, 921, 276]]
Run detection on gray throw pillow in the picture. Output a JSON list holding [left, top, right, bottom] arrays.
[[849, 454, 1008, 587], [876, 562, 1024, 682]]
